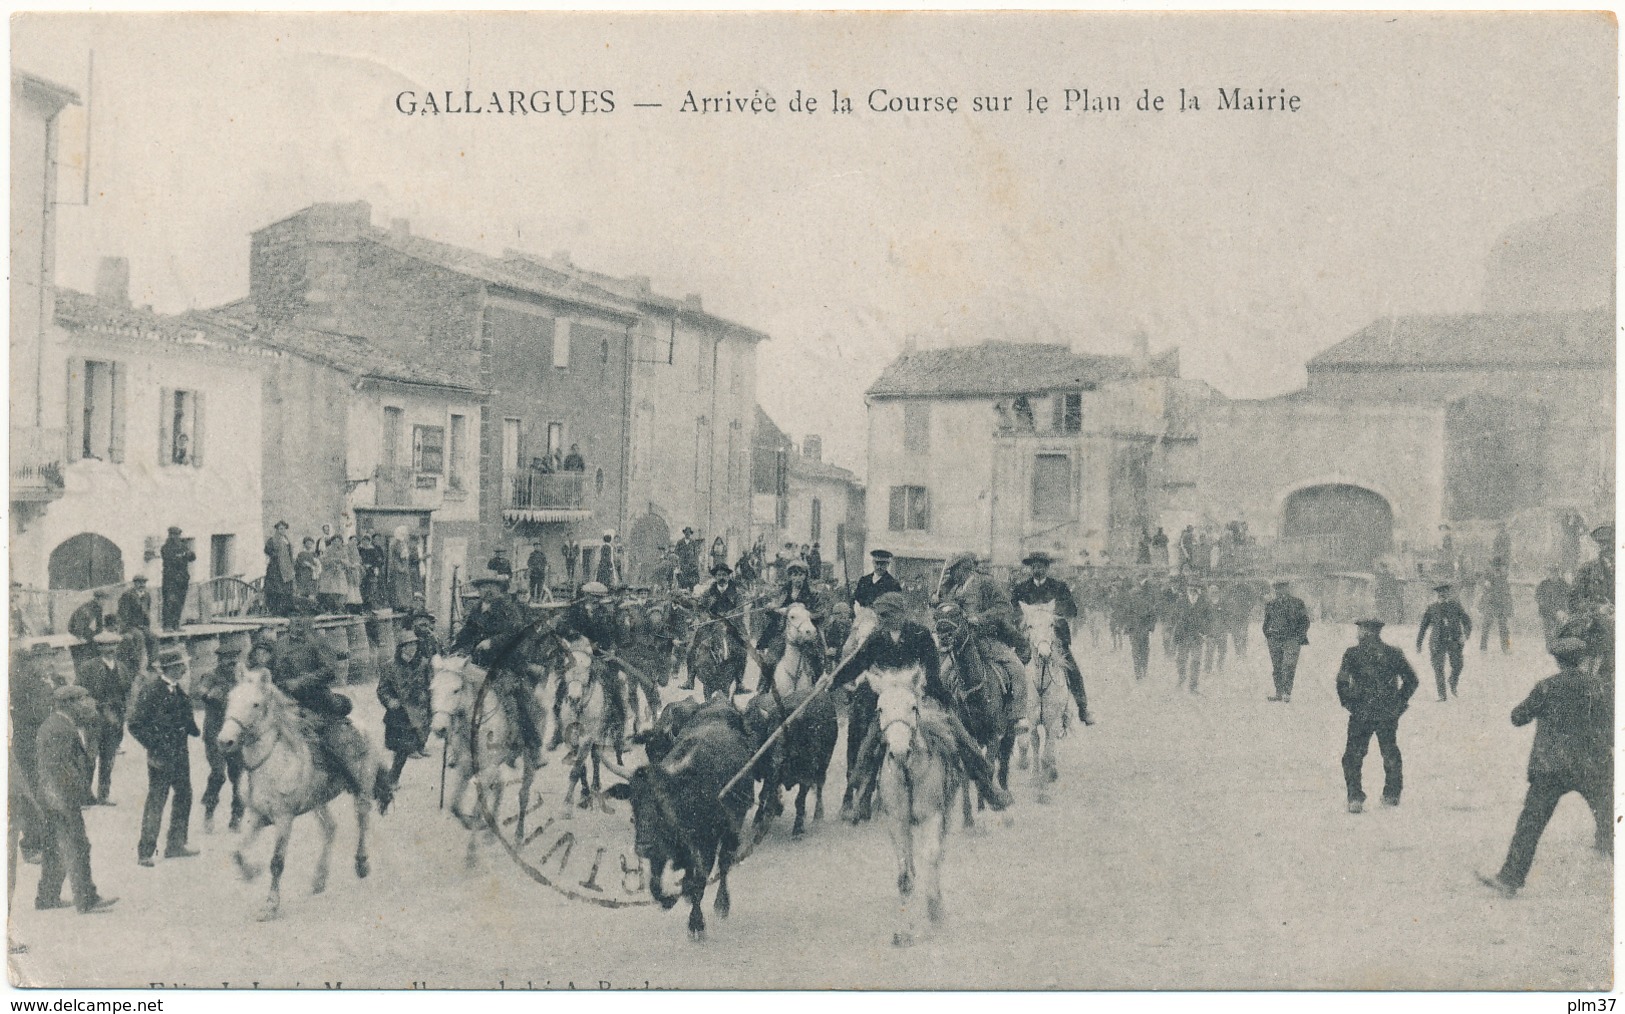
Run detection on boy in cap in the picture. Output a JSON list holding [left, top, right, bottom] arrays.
[[127, 648, 201, 864], [1337, 620, 1419, 813], [1478, 636, 1613, 897], [34, 685, 117, 914], [1417, 583, 1473, 700]]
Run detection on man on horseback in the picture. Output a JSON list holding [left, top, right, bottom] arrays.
[[936, 552, 1029, 735], [268, 611, 374, 800], [451, 576, 547, 768], [846, 549, 903, 656], [683, 562, 751, 694], [547, 582, 634, 745], [1009, 551, 1095, 726], [756, 560, 827, 680], [826, 592, 1014, 820]]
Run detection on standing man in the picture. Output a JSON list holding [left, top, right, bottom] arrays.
[[1479, 558, 1514, 654], [1337, 619, 1419, 813], [487, 547, 513, 582], [1170, 580, 1213, 694], [1151, 527, 1170, 567], [197, 638, 246, 833], [76, 632, 131, 806], [1417, 583, 1473, 701], [595, 530, 619, 588], [1262, 578, 1311, 703], [1535, 569, 1572, 652], [12, 643, 59, 862], [526, 542, 550, 602], [159, 526, 195, 631], [33, 686, 117, 914], [562, 444, 586, 472], [808, 542, 824, 582], [1122, 578, 1159, 680], [1477, 636, 1612, 897], [127, 649, 201, 866], [847, 549, 903, 655], [1009, 551, 1094, 725], [1569, 524, 1615, 615], [675, 527, 703, 590], [1492, 522, 1513, 572], [66, 587, 114, 669], [117, 575, 158, 672], [263, 520, 296, 616]]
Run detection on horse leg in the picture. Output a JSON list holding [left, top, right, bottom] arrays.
[[961, 781, 975, 831], [233, 813, 271, 881], [888, 808, 917, 947], [813, 777, 826, 822], [516, 760, 534, 845], [714, 838, 733, 920], [353, 787, 371, 880], [686, 863, 709, 942], [259, 820, 294, 921], [593, 748, 613, 814], [792, 783, 810, 839], [311, 804, 336, 895], [923, 804, 947, 926]]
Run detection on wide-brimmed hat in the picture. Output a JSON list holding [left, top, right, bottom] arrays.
[[682, 527, 694, 535], [1550, 636, 1588, 661], [1023, 551, 1054, 566], [131, 574, 149, 584], [1432, 583, 1452, 593], [785, 559, 808, 574], [158, 648, 188, 670], [873, 592, 908, 614], [273, 520, 290, 531], [1271, 578, 1292, 588], [945, 551, 978, 572], [710, 562, 733, 577], [470, 576, 507, 589], [1591, 525, 1614, 544], [92, 631, 122, 646], [580, 582, 610, 596]]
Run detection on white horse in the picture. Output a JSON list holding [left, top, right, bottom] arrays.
[[771, 601, 823, 697], [1017, 601, 1070, 802], [429, 654, 542, 866], [218, 671, 387, 920], [554, 637, 619, 816], [867, 664, 962, 947]]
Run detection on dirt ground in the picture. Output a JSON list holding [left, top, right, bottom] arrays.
[[8, 620, 1612, 990]]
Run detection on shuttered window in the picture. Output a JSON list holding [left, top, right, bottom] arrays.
[[159, 388, 204, 467], [67, 358, 126, 463], [1032, 454, 1071, 520], [888, 486, 930, 532]]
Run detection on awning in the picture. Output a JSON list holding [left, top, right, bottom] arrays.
[[503, 507, 594, 524]]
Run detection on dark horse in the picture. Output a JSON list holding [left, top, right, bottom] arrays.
[[933, 601, 1016, 830], [686, 614, 750, 701]]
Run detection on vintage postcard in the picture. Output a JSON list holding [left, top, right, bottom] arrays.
[[7, 10, 1616, 996]]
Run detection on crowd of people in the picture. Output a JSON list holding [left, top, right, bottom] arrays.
[[262, 521, 431, 617]]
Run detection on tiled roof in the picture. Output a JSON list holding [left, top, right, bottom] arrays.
[[1308, 310, 1614, 370], [199, 307, 482, 392], [54, 289, 269, 356], [867, 342, 1139, 399]]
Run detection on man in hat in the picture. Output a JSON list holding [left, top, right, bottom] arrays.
[[264, 521, 296, 616], [1417, 583, 1473, 701], [452, 576, 545, 767], [34, 685, 117, 914], [67, 587, 113, 648], [270, 608, 373, 799], [845, 549, 903, 658], [1569, 524, 1614, 615], [826, 591, 1013, 820], [1436, 524, 1457, 581], [379, 625, 435, 788], [1009, 551, 1093, 725], [197, 637, 246, 832], [76, 632, 132, 805], [487, 547, 513, 580], [159, 526, 195, 631], [12, 642, 59, 861], [562, 444, 586, 472], [675, 527, 703, 590], [547, 581, 634, 746], [938, 552, 1028, 729], [1262, 579, 1311, 702], [807, 542, 823, 582], [526, 543, 550, 602], [1169, 579, 1215, 694], [1337, 619, 1418, 813], [127, 648, 201, 865], [1479, 558, 1514, 654], [1477, 636, 1612, 897], [117, 575, 158, 671]]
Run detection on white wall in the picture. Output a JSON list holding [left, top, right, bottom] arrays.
[[347, 382, 482, 524], [864, 396, 998, 563]]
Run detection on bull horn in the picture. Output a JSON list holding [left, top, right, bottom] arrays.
[[659, 742, 699, 777], [599, 755, 637, 781]]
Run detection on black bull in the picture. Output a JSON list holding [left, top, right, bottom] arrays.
[[604, 702, 754, 940]]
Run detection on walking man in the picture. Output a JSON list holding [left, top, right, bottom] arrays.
[[75, 632, 131, 805], [1170, 580, 1212, 693], [1262, 578, 1310, 702], [1417, 583, 1473, 701], [33, 686, 117, 914], [159, 526, 195, 631], [1479, 558, 1513, 654], [1337, 619, 1418, 813], [1477, 636, 1612, 897], [1122, 578, 1159, 680], [127, 648, 201, 865]]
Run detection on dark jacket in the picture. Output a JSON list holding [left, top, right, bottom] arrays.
[[1335, 639, 1418, 721], [830, 621, 947, 708], [1481, 572, 1513, 616], [1010, 577, 1078, 645], [451, 594, 531, 670], [1120, 584, 1160, 635], [378, 648, 433, 754], [265, 534, 296, 584], [1417, 600, 1473, 651], [35, 710, 95, 814], [271, 633, 341, 688], [1169, 592, 1215, 642], [77, 655, 131, 722], [553, 599, 618, 649], [698, 580, 743, 619], [161, 537, 196, 586], [128, 678, 200, 772], [117, 587, 153, 631], [1262, 594, 1311, 645], [1511, 665, 1612, 783], [851, 570, 903, 609], [1570, 557, 1614, 612], [67, 600, 108, 644]]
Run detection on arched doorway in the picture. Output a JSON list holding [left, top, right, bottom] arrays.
[[49, 533, 124, 590], [628, 512, 672, 588], [1281, 485, 1393, 571]]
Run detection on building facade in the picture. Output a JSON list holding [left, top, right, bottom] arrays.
[[752, 411, 866, 583]]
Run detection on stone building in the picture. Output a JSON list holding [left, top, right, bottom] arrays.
[[752, 409, 866, 583]]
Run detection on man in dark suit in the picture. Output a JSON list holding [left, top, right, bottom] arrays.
[[1262, 578, 1311, 702], [263, 520, 296, 616], [452, 577, 544, 767], [1169, 581, 1214, 693], [117, 575, 158, 671], [1338, 619, 1419, 813], [75, 633, 132, 805], [1478, 636, 1612, 897], [1479, 558, 1514, 654], [1009, 551, 1093, 725], [12, 643, 59, 861], [34, 685, 117, 913], [674, 528, 703, 590], [1417, 583, 1473, 701], [851, 549, 903, 611], [1121, 578, 1159, 680], [526, 543, 550, 601], [127, 648, 201, 865], [66, 588, 114, 670], [1569, 524, 1615, 615], [159, 526, 196, 631]]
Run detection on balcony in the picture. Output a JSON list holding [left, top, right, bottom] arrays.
[[501, 469, 591, 524], [372, 465, 460, 509], [11, 426, 66, 505]]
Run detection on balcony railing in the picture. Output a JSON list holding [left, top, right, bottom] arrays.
[[502, 470, 584, 510], [11, 426, 66, 503]]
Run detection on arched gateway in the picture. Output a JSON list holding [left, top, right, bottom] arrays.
[[1280, 484, 1394, 571]]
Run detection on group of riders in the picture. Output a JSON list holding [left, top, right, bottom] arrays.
[[261, 543, 1114, 824]]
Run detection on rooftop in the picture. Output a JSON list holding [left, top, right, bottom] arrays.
[[867, 341, 1152, 399], [13, 71, 81, 114], [54, 289, 270, 358], [1308, 310, 1614, 371]]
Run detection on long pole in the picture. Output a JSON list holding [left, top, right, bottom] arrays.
[[438, 735, 448, 810], [717, 673, 830, 801]]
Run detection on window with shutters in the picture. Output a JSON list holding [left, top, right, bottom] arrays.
[[413, 425, 445, 474], [68, 359, 127, 463], [888, 486, 930, 532], [553, 318, 572, 369], [159, 388, 204, 467], [902, 402, 931, 456], [1032, 454, 1072, 520], [448, 414, 468, 490], [811, 498, 823, 542], [1053, 392, 1083, 434]]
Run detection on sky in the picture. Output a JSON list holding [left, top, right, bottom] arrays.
[[12, 12, 1616, 472]]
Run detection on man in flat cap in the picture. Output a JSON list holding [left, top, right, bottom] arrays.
[[846, 549, 904, 658], [76, 632, 132, 805], [1417, 583, 1473, 701], [1478, 635, 1613, 897], [1009, 551, 1093, 725], [127, 648, 201, 865], [1262, 578, 1311, 703], [452, 575, 545, 767], [1337, 620, 1418, 813], [34, 685, 117, 914], [117, 575, 158, 673], [159, 526, 195, 632]]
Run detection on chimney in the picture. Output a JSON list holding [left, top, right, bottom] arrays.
[[803, 435, 823, 462], [390, 217, 410, 239], [682, 293, 703, 313], [94, 257, 130, 307]]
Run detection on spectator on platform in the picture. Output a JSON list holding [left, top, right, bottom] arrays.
[[294, 537, 322, 603]]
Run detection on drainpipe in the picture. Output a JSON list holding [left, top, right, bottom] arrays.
[[620, 320, 634, 541], [708, 331, 721, 537]]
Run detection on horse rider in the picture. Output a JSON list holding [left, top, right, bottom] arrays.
[[268, 610, 372, 798], [450, 576, 546, 768], [936, 552, 1029, 734], [682, 562, 750, 691], [823, 592, 1014, 821], [1008, 551, 1094, 725], [756, 559, 827, 679], [847, 549, 903, 655], [546, 582, 632, 745]]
